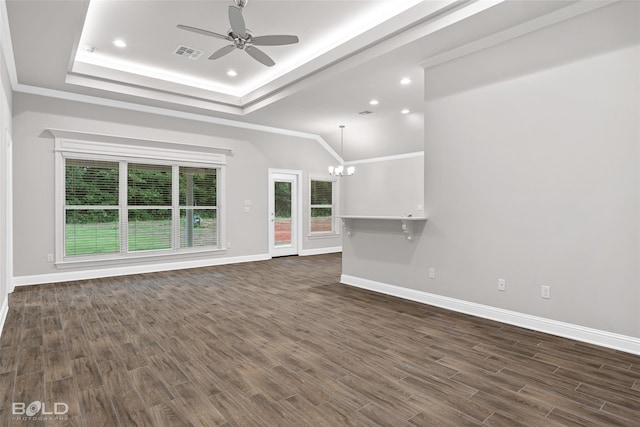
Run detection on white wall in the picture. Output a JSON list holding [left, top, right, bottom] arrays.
[[11, 93, 342, 282], [342, 2, 640, 342]]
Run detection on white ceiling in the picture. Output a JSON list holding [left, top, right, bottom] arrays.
[[73, 0, 425, 102], [4, 0, 588, 161]]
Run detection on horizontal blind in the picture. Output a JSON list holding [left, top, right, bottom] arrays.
[[63, 159, 222, 258], [128, 163, 173, 252], [128, 209, 172, 251], [179, 167, 217, 206], [128, 163, 172, 206], [64, 159, 120, 256], [310, 179, 334, 233], [66, 159, 119, 206], [179, 166, 218, 248], [311, 180, 333, 205]]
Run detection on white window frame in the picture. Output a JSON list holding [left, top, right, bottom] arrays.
[[308, 176, 339, 237], [52, 131, 228, 268]]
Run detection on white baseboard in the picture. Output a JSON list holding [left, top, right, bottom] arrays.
[[341, 274, 640, 356], [13, 253, 272, 287], [299, 246, 342, 257], [0, 296, 8, 341]]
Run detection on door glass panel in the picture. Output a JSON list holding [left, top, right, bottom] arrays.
[[274, 181, 292, 246]]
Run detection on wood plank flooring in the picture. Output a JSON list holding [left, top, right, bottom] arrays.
[[1, 253, 639, 426]]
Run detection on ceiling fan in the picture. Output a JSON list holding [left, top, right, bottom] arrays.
[[177, 0, 299, 67]]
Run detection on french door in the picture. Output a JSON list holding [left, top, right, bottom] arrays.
[[268, 170, 301, 257]]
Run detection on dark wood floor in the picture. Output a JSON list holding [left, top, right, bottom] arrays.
[[0, 253, 639, 426]]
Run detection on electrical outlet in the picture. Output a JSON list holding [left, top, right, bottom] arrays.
[[498, 279, 506, 291], [47, 253, 54, 262], [429, 268, 435, 279], [541, 285, 551, 299]]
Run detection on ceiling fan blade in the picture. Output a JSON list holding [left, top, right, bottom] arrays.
[[177, 25, 232, 41], [228, 6, 247, 38], [208, 45, 236, 60], [251, 35, 299, 46], [245, 45, 275, 67]]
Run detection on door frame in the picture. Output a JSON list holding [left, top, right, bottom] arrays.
[[268, 169, 303, 257]]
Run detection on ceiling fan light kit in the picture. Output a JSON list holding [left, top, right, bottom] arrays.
[[177, 0, 299, 67]]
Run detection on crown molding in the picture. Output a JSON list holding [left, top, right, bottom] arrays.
[[419, 0, 615, 71]]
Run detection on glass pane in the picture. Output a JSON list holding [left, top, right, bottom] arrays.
[[179, 167, 217, 206], [311, 180, 332, 205], [274, 181, 291, 246], [128, 164, 172, 206], [311, 207, 333, 233], [128, 209, 172, 251], [180, 209, 217, 248], [65, 159, 119, 206], [65, 209, 120, 256]]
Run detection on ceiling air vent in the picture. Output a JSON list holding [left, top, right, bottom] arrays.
[[174, 45, 203, 60], [358, 110, 374, 115]]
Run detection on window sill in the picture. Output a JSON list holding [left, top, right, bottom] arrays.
[[56, 247, 227, 269], [307, 232, 340, 240]]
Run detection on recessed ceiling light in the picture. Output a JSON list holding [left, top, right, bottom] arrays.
[[227, 70, 238, 77], [369, 99, 379, 106], [400, 77, 412, 85], [78, 0, 424, 98], [113, 39, 127, 48], [401, 109, 410, 114]]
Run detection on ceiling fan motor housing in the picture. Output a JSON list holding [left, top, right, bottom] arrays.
[[233, 0, 248, 8]]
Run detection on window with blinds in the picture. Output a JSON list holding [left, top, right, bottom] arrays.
[[63, 158, 220, 258], [128, 163, 173, 252], [310, 179, 336, 234], [65, 159, 120, 256], [179, 166, 218, 248]]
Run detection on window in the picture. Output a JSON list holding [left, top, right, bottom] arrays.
[[179, 166, 218, 248], [128, 163, 173, 252], [65, 159, 120, 256], [63, 160, 221, 259], [310, 178, 337, 235], [54, 132, 227, 264]]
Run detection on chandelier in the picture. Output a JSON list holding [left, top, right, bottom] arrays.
[[328, 125, 355, 176]]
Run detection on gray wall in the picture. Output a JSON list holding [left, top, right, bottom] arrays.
[[343, 2, 640, 338], [11, 93, 341, 278], [342, 155, 424, 217]]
